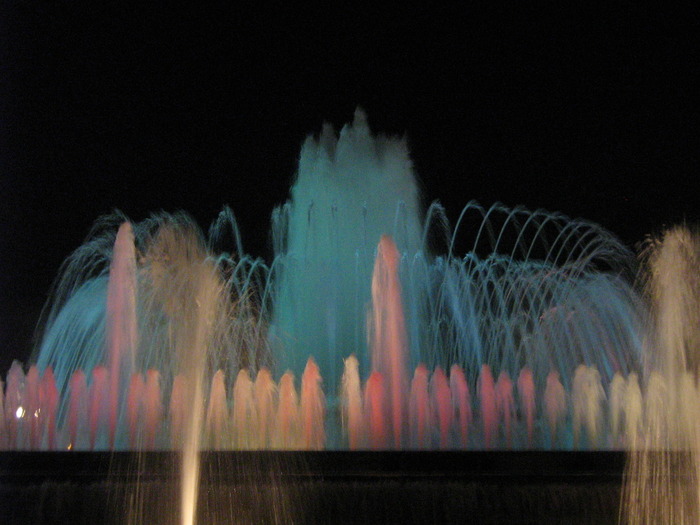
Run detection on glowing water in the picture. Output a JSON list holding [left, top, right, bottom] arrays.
[[105, 222, 138, 448], [364, 371, 387, 449], [370, 235, 409, 448], [254, 368, 276, 448], [544, 370, 567, 447], [408, 364, 429, 449], [0, 111, 683, 522], [275, 371, 300, 449], [340, 355, 362, 449], [271, 109, 423, 391], [449, 364, 472, 447], [479, 364, 497, 449], [8, 113, 646, 457], [300, 357, 325, 450], [621, 226, 700, 523], [431, 367, 452, 449], [517, 367, 535, 447]]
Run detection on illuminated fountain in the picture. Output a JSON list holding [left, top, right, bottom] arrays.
[[0, 110, 694, 522], [1, 110, 646, 454]]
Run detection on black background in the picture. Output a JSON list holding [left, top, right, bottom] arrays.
[[1, 3, 697, 371]]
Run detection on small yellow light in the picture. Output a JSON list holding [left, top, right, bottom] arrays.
[[15, 406, 25, 419]]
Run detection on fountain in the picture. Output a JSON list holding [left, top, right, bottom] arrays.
[[0, 110, 694, 522]]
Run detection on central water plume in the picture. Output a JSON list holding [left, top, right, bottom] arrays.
[[270, 108, 424, 392]]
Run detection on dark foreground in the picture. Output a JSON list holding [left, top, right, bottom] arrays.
[[0, 451, 625, 524]]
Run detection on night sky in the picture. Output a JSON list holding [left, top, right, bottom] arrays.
[[1, 4, 697, 371]]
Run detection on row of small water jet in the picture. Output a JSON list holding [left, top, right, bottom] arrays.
[[2, 353, 659, 452], [0, 361, 323, 451], [338, 359, 645, 451]]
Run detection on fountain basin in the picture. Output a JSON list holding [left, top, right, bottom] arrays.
[[1, 451, 624, 524]]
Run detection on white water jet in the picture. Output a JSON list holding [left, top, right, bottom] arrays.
[[622, 226, 700, 523]]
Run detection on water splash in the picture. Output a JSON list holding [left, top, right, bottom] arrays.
[[0, 111, 682, 523], [622, 226, 700, 523]]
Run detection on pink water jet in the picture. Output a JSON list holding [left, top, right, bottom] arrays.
[[68, 369, 88, 450], [88, 366, 109, 449], [206, 370, 228, 449], [364, 371, 387, 449], [275, 371, 300, 449], [25, 365, 41, 449], [409, 364, 431, 448], [430, 367, 452, 449], [0, 378, 5, 450], [300, 358, 325, 450], [341, 355, 363, 449], [142, 370, 162, 449], [40, 367, 58, 449], [254, 368, 277, 448], [105, 222, 138, 448], [495, 371, 515, 447], [517, 367, 535, 447], [450, 364, 472, 448], [232, 369, 255, 449], [126, 372, 145, 447], [370, 235, 408, 448], [478, 364, 497, 449]]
